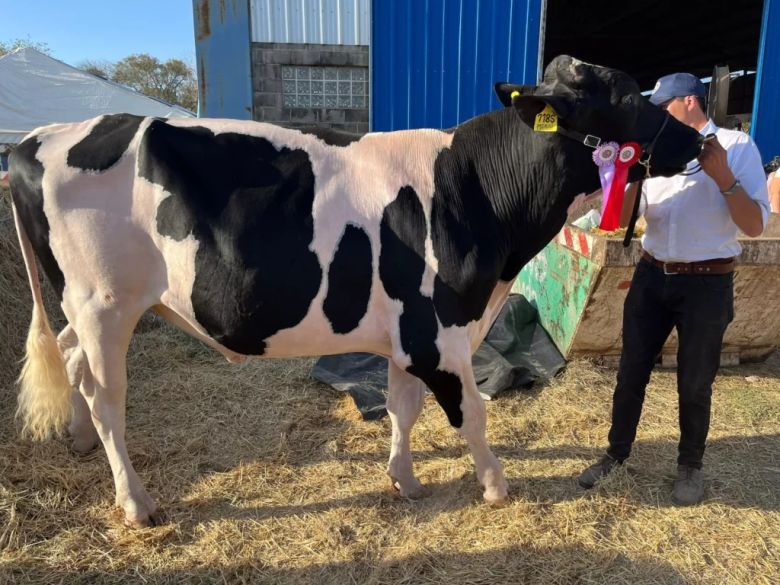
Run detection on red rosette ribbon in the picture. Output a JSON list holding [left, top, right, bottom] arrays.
[[599, 141, 641, 231]]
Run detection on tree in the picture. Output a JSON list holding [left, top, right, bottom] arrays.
[[112, 53, 197, 112], [0, 38, 51, 57], [77, 59, 115, 80]]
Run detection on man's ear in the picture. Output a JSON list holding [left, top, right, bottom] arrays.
[[494, 82, 536, 107]]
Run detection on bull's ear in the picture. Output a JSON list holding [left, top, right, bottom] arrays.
[[510, 94, 573, 128], [494, 82, 536, 107]]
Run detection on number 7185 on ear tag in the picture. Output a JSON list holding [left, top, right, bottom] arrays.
[[534, 104, 558, 132]]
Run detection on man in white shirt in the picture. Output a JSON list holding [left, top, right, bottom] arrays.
[[578, 72, 770, 505]]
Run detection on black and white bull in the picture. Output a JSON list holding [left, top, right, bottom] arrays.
[[9, 56, 702, 527]]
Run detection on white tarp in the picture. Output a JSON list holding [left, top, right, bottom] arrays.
[[0, 48, 195, 145]]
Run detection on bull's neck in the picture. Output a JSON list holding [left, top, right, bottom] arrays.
[[449, 108, 598, 279]]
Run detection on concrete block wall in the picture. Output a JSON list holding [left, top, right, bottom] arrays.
[[251, 42, 369, 133]]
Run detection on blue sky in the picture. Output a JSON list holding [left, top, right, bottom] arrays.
[[1, 0, 196, 67]]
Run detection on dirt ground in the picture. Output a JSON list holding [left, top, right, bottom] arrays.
[[0, 188, 778, 584]]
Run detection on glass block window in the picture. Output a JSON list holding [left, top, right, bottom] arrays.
[[282, 66, 368, 109]]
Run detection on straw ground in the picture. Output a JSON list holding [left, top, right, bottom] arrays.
[[0, 187, 777, 584]]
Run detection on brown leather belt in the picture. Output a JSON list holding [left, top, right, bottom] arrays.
[[641, 251, 735, 275]]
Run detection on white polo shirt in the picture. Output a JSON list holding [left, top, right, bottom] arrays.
[[640, 119, 770, 262]]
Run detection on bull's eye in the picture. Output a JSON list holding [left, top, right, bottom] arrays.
[[621, 95, 633, 105]]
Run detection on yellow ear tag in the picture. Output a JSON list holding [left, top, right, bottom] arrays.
[[534, 104, 558, 132]]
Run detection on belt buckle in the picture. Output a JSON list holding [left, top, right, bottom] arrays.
[[663, 262, 678, 275]]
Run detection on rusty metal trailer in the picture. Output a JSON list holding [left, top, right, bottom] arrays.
[[514, 216, 780, 366]]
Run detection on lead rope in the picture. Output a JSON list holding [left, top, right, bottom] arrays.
[[622, 158, 651, 247]]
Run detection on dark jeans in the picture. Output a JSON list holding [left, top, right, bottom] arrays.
[[607, 259, 734, 469]]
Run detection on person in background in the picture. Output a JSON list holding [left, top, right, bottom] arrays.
[[765, 157, 780, 213], [577, 72, 770, 505]]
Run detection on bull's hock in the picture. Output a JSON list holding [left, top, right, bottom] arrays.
[[515, 214, 780, 366]]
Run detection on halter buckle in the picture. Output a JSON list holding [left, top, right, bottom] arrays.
[[583, 135, 601, 148]]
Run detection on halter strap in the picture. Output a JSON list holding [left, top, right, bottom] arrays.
[[621, 115, 672, 247]]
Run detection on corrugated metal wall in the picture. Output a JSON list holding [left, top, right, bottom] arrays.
[[752, 0, 779, 164], [251, 0, 370, 45], [371, 0, 544, 131]]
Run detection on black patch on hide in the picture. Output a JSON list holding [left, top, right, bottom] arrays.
[[299, 126, 363, 147], [138, 119, 323, 355], [67, 114, 144, 172], [324, 224, 373, 334], [379, 186, 463, 427], [9, 137, 66, 299]]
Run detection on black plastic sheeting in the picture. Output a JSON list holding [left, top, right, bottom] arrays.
[[311, 294, 566, 420]]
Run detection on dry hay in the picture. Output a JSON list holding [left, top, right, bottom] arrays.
[[0, 187, 778, 584]]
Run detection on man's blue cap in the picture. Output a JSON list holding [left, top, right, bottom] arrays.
[[649, 72, 706, 106]]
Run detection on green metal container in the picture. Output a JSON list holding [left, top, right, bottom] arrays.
[[514, 217, 780, 365]]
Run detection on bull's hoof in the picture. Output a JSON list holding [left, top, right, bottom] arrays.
[[390, 476, 427, 499], [70, 436, 100, 456], [123, 508, 165, 529], [484, 493, 509, 507], [483, 485, 510, 507]]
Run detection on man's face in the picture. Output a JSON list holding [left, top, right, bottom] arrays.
[[660, 96, 698, 127]]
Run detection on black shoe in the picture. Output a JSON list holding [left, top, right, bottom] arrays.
[[578, 455, 622, 489], [671, 465, 704, 506]]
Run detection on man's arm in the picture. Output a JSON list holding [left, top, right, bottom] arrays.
[[769, 172, 780, 214], [698, 138, 765, 237]]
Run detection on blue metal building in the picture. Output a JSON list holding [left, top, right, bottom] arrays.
[[194, 0, 780, 162]]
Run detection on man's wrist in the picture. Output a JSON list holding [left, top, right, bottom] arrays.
[[715, 172, 737, 191], [720, 179, 741, 196]]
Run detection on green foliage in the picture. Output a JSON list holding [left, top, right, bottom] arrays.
[[111, 53, 197, 112], [77, 59, 115, 80], [0, 38, 51, 57]]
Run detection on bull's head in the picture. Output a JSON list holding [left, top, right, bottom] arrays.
[[495, 55, 703, 181]]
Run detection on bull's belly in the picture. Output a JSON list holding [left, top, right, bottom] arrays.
[[160, 272, 394, 360], [255, 324, 392, 359]]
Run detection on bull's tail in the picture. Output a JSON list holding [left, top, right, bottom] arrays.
[[11, 200, 71, 440]]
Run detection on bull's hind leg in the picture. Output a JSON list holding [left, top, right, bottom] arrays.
[[66, 302, 159, 527], [57, 325, 99, 454], [386, 361, 426, 498]]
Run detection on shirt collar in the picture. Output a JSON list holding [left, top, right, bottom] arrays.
[[700, 118, 718, 136]]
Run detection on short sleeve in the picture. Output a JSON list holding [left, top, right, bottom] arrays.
[[728, 135, 771, 228]]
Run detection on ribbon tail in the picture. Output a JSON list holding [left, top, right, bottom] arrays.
[[599, 166, 615, 217], [599, 164, 628, 231]]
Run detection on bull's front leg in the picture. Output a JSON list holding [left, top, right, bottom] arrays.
[[386, 361, 426, 498], [404, 349, 509, 505], [454, 364, 509, 504]]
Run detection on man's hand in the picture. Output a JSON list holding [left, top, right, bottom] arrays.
[[697, 136, 736, 191]]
